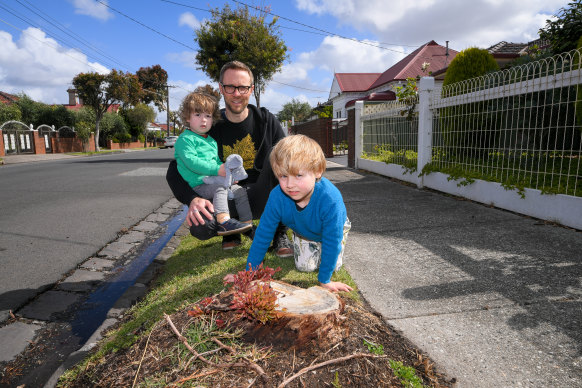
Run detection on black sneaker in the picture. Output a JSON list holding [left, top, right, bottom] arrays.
[[271, 228, 293, 258], [243, 224, 257, 240], [216, 219, 253, 236]]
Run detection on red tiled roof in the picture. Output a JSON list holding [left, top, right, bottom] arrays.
[[335, 73, 381, 92], [0, 91, 19, 105], [368, 40, 458, 90]]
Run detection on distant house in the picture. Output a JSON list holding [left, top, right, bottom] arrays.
[[63, 88, 120, 113], [0, 91, 19, 105], [329, 40, 459, 119]]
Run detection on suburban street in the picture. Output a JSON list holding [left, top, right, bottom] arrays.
[[0, 148, 175, 322]]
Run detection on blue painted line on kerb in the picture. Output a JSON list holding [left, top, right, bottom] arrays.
[[71, 205, 188, 341]]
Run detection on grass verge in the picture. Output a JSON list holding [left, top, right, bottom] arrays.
[[58, 229, 357, 385]]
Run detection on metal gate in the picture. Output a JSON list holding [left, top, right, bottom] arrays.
[[1, 121, 34, 155], [38, 125, 54, 153]]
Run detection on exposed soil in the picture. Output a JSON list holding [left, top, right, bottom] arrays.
[[59, 293, 454, 387]]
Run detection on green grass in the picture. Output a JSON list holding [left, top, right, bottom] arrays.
[[58, 230, 357, 385], [362, 146, 582, 198]]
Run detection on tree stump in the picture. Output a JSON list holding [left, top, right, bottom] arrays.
[[212, 280, 348, 351]]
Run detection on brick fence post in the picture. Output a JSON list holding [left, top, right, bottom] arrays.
[[0, 129, 5, 157]]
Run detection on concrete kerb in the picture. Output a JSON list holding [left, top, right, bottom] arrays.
[[0, 197, 188, 387]]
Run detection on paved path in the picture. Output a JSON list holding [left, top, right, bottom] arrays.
[[324, 157, 582, 388]]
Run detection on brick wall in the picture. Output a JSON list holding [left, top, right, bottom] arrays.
[[290, 117, 333, 157], [107, 140, 157, 150], [51, 133, 95, 153]]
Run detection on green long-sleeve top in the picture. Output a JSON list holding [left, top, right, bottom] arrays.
[[174, 129, 221, 188]]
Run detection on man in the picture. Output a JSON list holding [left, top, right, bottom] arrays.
[[166, 61, 293, 256]]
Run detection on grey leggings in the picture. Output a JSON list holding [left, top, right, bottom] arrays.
[[192, 183, 252, 222]]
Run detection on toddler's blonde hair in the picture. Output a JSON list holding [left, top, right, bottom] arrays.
[[270, 134, 326, 177]]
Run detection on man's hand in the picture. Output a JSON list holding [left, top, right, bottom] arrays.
[[187, 197, 214, 227], [320, 281, 353, 293]]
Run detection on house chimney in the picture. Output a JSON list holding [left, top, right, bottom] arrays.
[[67, 88, 78, 106]]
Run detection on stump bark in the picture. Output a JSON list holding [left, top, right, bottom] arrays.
[[212, 280, 348, 350]]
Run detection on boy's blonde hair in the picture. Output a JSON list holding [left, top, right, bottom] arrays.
[[179, 85, 221, 124], [270, 134, 326, 177]]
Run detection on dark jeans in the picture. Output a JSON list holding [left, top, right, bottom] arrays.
[[166, 157, 279, 240]]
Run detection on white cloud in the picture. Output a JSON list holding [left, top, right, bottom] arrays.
[[71, 0, 113, 21], [0, 28, 108, 104], [294, 0, 570, 51], [166, 51, 198, 69], [178, 12, 201, 30]]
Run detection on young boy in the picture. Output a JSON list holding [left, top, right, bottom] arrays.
[[246, 134, 352, 292], [175, 87, 252, 236]]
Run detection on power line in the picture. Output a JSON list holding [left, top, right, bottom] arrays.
[[95, 0, 196, 51], [230, 0, 408, 54]]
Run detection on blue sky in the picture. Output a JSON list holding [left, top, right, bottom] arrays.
[[0, 0, 570, 121]]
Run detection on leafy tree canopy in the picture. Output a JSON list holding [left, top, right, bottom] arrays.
[[72, 69, 143, 150], [443, 47, 499, 87], [276, 98, 312, 122], [136, 64, 168, 111], [195, 4, 288, 107], [539, 0, 582, 55]]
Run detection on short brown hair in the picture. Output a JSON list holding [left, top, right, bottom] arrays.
[[219, 61, 254, 85], [270, 135, 326, 177], [179, 85, 220, 124]]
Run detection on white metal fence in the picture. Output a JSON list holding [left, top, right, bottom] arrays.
[[355, 48, 582, 230]]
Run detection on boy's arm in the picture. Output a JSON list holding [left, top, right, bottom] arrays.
[[246, 190, 281, 270], [317, 203, 347, 285]]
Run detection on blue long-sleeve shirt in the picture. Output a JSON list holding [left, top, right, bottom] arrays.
[[246, 177, 347, 284]]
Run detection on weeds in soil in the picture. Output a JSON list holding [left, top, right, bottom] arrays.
[[390, 359, 427, 388]]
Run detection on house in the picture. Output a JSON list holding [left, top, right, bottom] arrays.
[[0, 91, 19, 105], [329, 40, 459, 119], [63, 88, 120, 113]]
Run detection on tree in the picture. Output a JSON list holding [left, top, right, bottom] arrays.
[[0, 103, 21, 123], [136, 64, 168, 111], [72, 70, 142, 150], [14, 94, 45, 127], [195, 4, 288, 107], [276, 99, 312, 122], [539, 0, 582, 55], [124, 103, 156, 147], [443, 47, 499, 87]]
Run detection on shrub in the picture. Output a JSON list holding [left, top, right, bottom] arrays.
[[443, 47, 499, 88]]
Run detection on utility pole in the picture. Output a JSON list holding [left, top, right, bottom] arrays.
[[166, 84, 171, 137]]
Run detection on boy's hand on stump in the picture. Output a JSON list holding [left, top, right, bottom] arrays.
[[320, 281, 353, 293]]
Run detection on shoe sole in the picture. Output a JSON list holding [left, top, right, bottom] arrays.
[[217, 224, 253, 236], [275, 249, 293, 258], [222, 243, 241, 250]]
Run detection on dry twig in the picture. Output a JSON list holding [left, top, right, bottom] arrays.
[[131, 322, 158, 388], [277, 353, 387, 388]]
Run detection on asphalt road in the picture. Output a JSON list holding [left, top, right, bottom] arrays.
[[0, 149, 175, 321]]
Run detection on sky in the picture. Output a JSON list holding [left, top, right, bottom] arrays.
[[0, 0, 571, 122]]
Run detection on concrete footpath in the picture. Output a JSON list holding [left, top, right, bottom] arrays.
[[324, 158, 582, 388]]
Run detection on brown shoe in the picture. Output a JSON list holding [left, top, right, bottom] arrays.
[[222, 234, 241, 250], [272, 229, 293, 258]]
